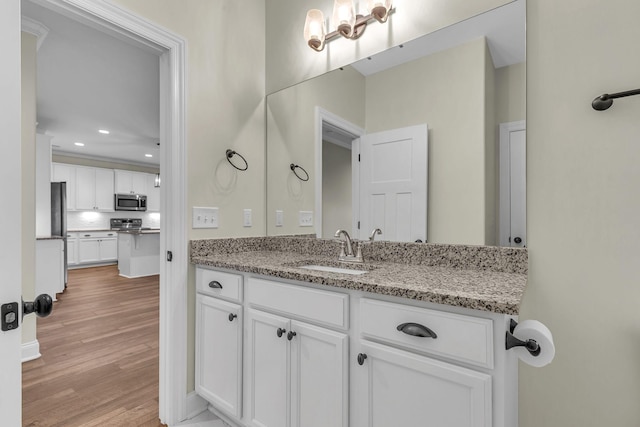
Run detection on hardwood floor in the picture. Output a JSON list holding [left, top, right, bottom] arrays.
[[23, 265, 166, 427]]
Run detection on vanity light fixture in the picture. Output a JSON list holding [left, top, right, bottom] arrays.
[[304, 0, 393, 52]]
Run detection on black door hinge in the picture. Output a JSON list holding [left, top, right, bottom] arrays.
[[167, 251, 173, 262]]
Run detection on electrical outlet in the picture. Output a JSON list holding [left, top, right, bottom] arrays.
[[299, 211, 313, 227], [192, 207, 219, 229], [275, 210, 283, 227], [243, 209, 252, 227]]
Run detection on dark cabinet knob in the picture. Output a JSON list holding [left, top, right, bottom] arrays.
[[277, 327, 286, 338], [514, 237, 522, 244], [287, 331, 297, 341], [208, 280, 223, 289], [357, 353, 367, 365], [228, 313, 237, 322], [23, 294, 53, 319], [397, 322, 437, 339]]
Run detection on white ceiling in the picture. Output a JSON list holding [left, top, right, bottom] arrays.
[[22, 0, 161, 167]]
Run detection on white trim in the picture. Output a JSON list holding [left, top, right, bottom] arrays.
[[499, 120, 526, 246], [21, 16, 50, 50], [314, 107, 365, 239], [185, 391, 210, 420], [21, 340, 41, 363], [28, 1, 188, 425], [52, 150, 159, 169]]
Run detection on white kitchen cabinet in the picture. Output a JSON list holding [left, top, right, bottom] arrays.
[[51, 163, 76, 210], [67, 233, 78, 266], [35, 239, 64, 301], [77, 232, 117, 264], [146, 173, 160, 212], [196, 294, 243, 419], [75, 166, 114, 211], [115, 170, 148, 195], [356, 340, 491, 427]]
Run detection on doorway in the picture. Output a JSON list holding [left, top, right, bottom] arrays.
[[16, 0, 188, 424]]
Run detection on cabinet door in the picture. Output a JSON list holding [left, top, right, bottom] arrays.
[[94, 168, 115, 211], [357, 341, 492, 427], [290, 321, 348, 427], [99, 238, 118, 261], [131, 172, 147, 195], [67, 236, 78, 265], [115, 170, 133, 194], [196, 295, 243, 419], [52, 163, 76, 210], [78, 239, 100, 263], [75, 167, 96, 210], [247, 309, 289, 427]]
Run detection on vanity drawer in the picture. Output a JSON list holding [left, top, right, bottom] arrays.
[[360, 298, 494, 369], [247, 277, 349, 330], [196, 267, 243, 303]]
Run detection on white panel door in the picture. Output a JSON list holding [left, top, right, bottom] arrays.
[[0, 1, 23, 424], [358, 341, 492, 427], [290, 321, 348, 427], [196, 295, 243, 419], [75, 166, 96, 210], [78, 239, 101, 263], [248, 309, 289, 427], [99, 238, 118, 261], [359, 124, 428, 242]]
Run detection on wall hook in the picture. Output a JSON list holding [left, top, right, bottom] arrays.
[[226, 149, 248, 171], [592, 88, 640, 111], [290, 163, 309, 181]]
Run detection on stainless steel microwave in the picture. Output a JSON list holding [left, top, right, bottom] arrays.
[[114, 193, 147, 211]]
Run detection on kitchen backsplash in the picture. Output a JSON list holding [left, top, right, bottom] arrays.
[[68, 211, 161, 230]]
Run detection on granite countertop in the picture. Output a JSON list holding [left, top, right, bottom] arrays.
[[68, 229, 112, 232], [190, 237, 528, 315], [36, 236, 64, 240], [117, 229, 160, 235]]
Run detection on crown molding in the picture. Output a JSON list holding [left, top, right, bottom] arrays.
[[21, 16, 50, 50]]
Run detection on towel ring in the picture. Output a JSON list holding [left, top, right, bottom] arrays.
[[290, 163, 309, 181], [226, 149, 248, 171]]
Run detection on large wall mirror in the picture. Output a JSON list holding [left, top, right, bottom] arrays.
[[266, 0, 526, 247]]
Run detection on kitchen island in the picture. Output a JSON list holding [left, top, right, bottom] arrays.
[[117, 230, 160, 278]]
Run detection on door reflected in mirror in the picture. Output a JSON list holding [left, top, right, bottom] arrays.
[[266, 0, 526, 247]]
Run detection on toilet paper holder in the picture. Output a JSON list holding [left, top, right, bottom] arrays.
[[505, 319, 541, 356]]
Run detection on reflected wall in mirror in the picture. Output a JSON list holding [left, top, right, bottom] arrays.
[[266, 0, 526, 247]]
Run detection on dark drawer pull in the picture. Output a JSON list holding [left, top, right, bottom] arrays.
[[228, 313, 237, 322], [208, 280, 223, 289], [357, 353, 367, 365], [397, 322, 437, 339]]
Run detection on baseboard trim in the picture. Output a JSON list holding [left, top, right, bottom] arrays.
[[185, 392, 209, 420], [21, 340, 41, 363]]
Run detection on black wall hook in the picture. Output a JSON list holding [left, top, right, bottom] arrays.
[[505, 319, 541, 356], [226, 149, 248, 171], [290, 163, 309, 181]]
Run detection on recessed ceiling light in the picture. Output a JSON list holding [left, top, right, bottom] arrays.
[[74, 142, 85, 147], [145, 154, 153, 158], [98, 129, 110, 134]]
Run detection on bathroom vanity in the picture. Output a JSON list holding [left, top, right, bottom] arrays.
[[191, 237, 527, 427]]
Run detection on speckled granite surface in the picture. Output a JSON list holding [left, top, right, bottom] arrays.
[[36, 236, 64, 240], [190, 237, 528, 315]]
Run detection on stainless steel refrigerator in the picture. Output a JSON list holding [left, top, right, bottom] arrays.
[[51, 182, 68, 287]]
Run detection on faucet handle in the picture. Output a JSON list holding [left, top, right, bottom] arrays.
[[354, 241, 363, 262], [338, 241, 347, 258]]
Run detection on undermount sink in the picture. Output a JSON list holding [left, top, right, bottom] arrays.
[[298, 264, 368, 275]]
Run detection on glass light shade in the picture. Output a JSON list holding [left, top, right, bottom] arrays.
[[332, 0, 356, 38], [154, 173, 161, 187], [367, 0, 392, 22], [304, 9, 326, 51]]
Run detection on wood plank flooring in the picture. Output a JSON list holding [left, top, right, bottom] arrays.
[[22, 265, 166, 427]]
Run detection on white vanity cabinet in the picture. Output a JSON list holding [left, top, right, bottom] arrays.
[[195, 268, 244, 421], [246, 277, 349, 427], [354, 299, 494, 427]]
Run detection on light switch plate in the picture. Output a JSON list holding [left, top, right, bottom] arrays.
[[275, 210, 283, 227], [243, 209, 252, 227], [299, 211, 313, 227], [193, 207, 219, 229]]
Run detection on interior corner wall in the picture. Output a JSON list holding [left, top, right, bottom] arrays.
[[266, 0, 512, 94], [522, 0, 640, 425], [109, 0, 266, 393], [322, 142, 352, 239], [21, 31, 37, 347], [364, 38, 488, 245], [484, 39, 497, 246], [495, 62, 526, 125]]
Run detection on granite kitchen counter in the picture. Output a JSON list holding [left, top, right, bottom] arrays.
[[190, 237, 528, 315]]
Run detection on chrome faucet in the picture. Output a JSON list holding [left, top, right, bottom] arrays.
[[369, 228, 382, 242], [334, 229, 363, 263]]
